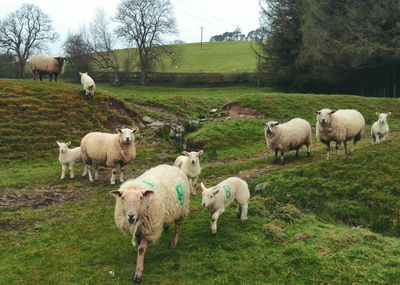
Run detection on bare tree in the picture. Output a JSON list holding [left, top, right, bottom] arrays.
[[0, 3, 59, 78], [115, 0, 179, 85], [63, 31, 91, 79], [86, 9, 123, 85]]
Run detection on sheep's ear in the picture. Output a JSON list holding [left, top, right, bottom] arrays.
[[116, 128, 122, 133], [329, 110, 336, 115], [314, 111, 321, 115], [132, 127, 139, 134], [273, 122, 280, 126], [182, 151, 190, 156], [66, 141, 71, 146], [110, 190, 122, 198], [200, 182, 207, 191], [375, 112, 380, 116], [56, 140, 61, 146], [79, 72, 82, 75], [387, 112, 391, 117], [142, 190, 154, 198], [197, 150, 204, 156], [212, 189, 220, 195]]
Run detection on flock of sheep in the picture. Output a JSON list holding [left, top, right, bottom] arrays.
[[55, 99, 391, 282]]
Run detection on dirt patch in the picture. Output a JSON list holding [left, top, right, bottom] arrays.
[[105, 97, 140, 129], [222, 103, 265, 119], [0, 187, 87, 210], [127, 100, 183, 120]]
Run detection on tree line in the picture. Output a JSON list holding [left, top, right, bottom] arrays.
[[0, 0, 179, 86], [258, 0, 400, 97], [209, 28, 264, 42]]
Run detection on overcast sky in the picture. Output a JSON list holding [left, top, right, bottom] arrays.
[[0, 0, 262, 55]]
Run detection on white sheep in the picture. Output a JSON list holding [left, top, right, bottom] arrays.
[[200, 177, 250, 235], [263, 118, 312, 163], [110, 165, 190, 283], [315, 109, 365, 159], [29, 56, 66, 82], [79, 72, 96, 97], [80, 127, 139, 185], [56, 141, 87, 179], [371, 112, 391, 143], [174, 150, 203, 195]]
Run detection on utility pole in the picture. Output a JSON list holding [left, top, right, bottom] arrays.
[[200, 26, 204, 49]]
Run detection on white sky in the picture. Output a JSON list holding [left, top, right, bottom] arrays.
[[0, 0, 261, 55]]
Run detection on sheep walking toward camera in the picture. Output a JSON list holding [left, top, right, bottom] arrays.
[[110, 165, 190, 283], [80, 127, 139, 184], [201, 177, 250, 235], [79, 72, 96, 97], [174, 150, 203, 195], [263, 118, 312, 164], [57, 141, 87, 179], [371, 112, 391, 143], [29, 56, 66, 82], [315, 109, 365, 159]]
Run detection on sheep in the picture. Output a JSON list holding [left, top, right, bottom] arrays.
[[174, 150, 203, 195], [29, 56, 66, 82], [79, 72, 96, 97], [80, 127, 139, 185], [200, 177, 250, 235], [371, 112, 391, 143], [56, 141, 87, 179], [110, 165, 190, 283], [315, 109, 365, 159], [263, 118, 312, 164]]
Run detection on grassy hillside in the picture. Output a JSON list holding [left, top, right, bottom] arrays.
[[1, 80, 400, 284]]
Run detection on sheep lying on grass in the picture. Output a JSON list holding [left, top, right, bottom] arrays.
[[29, 56, 66, 82], [79, 72, 96, 97], [371, 112, 391, 143], [174, 150, 203, 195], [110, 165, 190, 283], [263, 118, 312, 164], [81, 127, 138, 184], [56, 141, 87, 179], [201, 177, 250, 235], [315, 109, 365, 159]]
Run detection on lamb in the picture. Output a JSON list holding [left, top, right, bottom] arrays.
[[200, 177, 250, 235], [56, 141, 87, 179], [79, 72, 96, 97], [263, 118, 312, 164], [174, 150, 203, 195], [371, 112, 391, 143], [315, 109, 365, 159], [110, 165, 190, 283], [80, 127, 139, 185], [29, 56, 66, 82]]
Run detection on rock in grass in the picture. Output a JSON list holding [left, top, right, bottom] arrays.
[[142, 115, 153, 124], [254, 182, 268, 193], [210, 108, 218, 113]]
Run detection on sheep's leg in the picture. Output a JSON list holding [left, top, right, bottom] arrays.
[[307, 145, 311, 156], [240, 203, 249, 223], [192, 176, 199, 195], [94, 164, 99, 180], [280, 151, 284, 164], [274, 150, 278, 164], [119, 166, 124, 183], [210, 209, 224, 235], [295, 149, 299, 157], [335, 142, 340, 157], [133, 238, 148, 283], [326, 142, 331, 160], [60, 164, 66, 179], [343, 141, 348, 154], [236, 204, 242, 219], [381, 134, 387, 141], [87, 165, 94, 182], [39, 74, 43, 81], [82, 164, 88, 177], [69, 162, 75, 179], [189, 178, 195, 196], [374, 134, 380, 143], [170, 219, 181, 249], [131, 221, 141, 248], [110, 168, 117, 185], [55, 75, 58, 82]]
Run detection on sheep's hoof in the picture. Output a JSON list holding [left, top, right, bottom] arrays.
[[211, 230, 217, 236], [133, 275, 142, 283], [307, 152, 311, 157], [240, 218, 247, 224], [111, 181, 116, 185], [170, 242, 177, 249]]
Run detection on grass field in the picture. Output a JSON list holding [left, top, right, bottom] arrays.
[[1, 80, 400, 284]]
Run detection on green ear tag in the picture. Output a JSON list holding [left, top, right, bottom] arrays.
[[142, 180, 155, 188], [175, 184, 184, 206], [223, 185, 231, 199]]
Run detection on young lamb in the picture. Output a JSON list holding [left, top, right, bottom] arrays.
[[80, 127, 139, 185], [315, 109, 365, 159], [110, 165, 190, 283], [201, 177, 250, 235], [263, 118, 312, 164], [371, 112, 391, 143], [79, 72, 96, 97], [174, 150, 203, 195], [56, 141, 87, 179], [29, 56, 66, 82]]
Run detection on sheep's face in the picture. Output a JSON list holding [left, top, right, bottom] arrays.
[[56, 141, 71, 153], [315, 109, 336, 125], [110, 188, 154, 224], [263, 121, 279, 136], [201, 183, 220, 208], [183, 150, 203, 165], [377, 112, 391, 124], [116, 127, 139, 144]]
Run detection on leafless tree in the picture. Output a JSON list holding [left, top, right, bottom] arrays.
[[115, 0, 179, 85], [63, 31, 91, 79], [0, 3, 59, 78]]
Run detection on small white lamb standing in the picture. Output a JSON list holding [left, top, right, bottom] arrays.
[[174, 150, 203, 195], [57, 141, 87, 179], [79, 72, 96, 97], [201, 177, 250, 235], [371, 112, 391, 143]]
